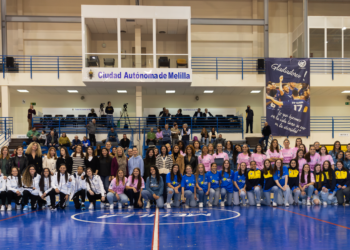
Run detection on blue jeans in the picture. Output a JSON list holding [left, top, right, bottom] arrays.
[[233, 191, 246, 205], [262, 186, 279, 206], [259, 136, 269, 151], [247, 186, 261, 205], [288, 189, 301, 204], [107, 137, 119, 144], [100, 176, 110, 197], [276, 186, 291, 205], [197, 190, 208, 206], [300, 185, 315, 203], [208, 188, 220, 206], [167, 187, 181, 207], [201, 138, 209, 145], [106, 192, 128, 206], [141, 190, 164, 208], [184, 190, 197, 207], [220, 188, 233, 206], [183, 140, 189, 149], [107, 114, 113, 127], [321, 191, 337, 204]]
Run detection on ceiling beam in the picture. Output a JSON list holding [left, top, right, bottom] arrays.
[[5, 15, 81, 23], [191, 18, 265, 26]]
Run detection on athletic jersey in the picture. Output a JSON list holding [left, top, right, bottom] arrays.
[[181, 174, 196, 193], [288, 167, 300, 190], [250, 153, 266, 170], [262, 169, 275, 192], [314, 172, 326, 191], [245, 169, 262, 191], [281, 148, 295, 164], [197, 174, 208, 193], [273, 166, 289, 187], [280, 90, 293, 102], [281, 99, 309, 129], [323, 171, 336, 193], [233, 172, 246, 191], [206, 171, 221, 189], [237, 153, 251, 168], [334, 169, 350, 192], [166, 172, 180, 187], [299, 88, 307, 96], [219, 170, 234, 193]]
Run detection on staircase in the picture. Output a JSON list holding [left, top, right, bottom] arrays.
[[8, 138, 29, 151]]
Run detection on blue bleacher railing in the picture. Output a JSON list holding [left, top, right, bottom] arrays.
[[0, 117, 13, 147]]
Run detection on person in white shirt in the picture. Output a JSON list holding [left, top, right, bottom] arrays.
[[43, 147, 58, 175], [0, 169, 7, 211], [22, 164, 41, 211], [72, 166, 87, 210], [38, 168, 55, 209], [6, 167, 23, 210], [51, 163, 74, 211], [85, 167, 106, 210]]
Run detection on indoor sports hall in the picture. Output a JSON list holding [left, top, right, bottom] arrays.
[[0, 0, 350, 249]]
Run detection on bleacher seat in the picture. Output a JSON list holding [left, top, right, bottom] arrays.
[[146, 115, 157, 127]]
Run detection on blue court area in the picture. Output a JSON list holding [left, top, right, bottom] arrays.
[[1, 204, 350, 250]]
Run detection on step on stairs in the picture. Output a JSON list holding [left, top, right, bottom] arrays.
[[8, 138, 30, 150]]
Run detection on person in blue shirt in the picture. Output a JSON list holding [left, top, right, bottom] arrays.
[[322, 161, 337, 205], [106, 127, 119, 143], [336, 151, 344, 164], [141, 166, 164, 208], [206, 163, 221, 206], [181, 165, 197, 208], [344, 152, 350, 170], [329, 141, 343, 164], [233, 162, 247, 206], [224, 141, 234, 168], [220, 160, 234, 206], [261, 159, 278, 206], [166, 164, 182, 208], [273, 159, 290, 207], [196, 163, 208, 207], [128, 147, 144, 177]]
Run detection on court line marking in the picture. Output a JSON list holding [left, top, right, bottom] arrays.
[[151, 208, 159, 250], [71, 208, 241, 226], [276, 207, 350, 230], [0, 209, 41, 222]]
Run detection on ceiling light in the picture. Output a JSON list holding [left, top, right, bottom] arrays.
[[342, 90, 350, 93], [67, 90, 78, 93], [251, 90, 261, 93], [17, 89, 28, 93], [343, 27, 347, 30], [117, 90, 127, 93], [204, 90, 214, 93], [166, 90, 175, 94]]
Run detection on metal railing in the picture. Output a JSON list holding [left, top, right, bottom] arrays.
[[0, 118, 13, 147], [261, 116, 350, 138]]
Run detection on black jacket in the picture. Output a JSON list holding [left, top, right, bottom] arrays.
[[47, 134, 58, 146], [56, 157, 73, 174], [262, 125, 272, 137], [84, 156, 100, 173], [99, 156, 112, 176], [105, 106, 114, 114], [202, 112, 213, 117], [120, 138, 130, 149], [184, 155, 198, 173], [25, 153, 43, 174], [246, 109, 254, 120], [11, 155, 28, 174], [0, 157, 12, 175], [193, 112, 203, 117], [88, 113, 98, 118]]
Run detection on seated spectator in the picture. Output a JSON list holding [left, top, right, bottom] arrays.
[[193, 108, 202, 118], [203, 108, 213, 118], [162, 124, 171, 145], [107, 127, 119, 143], [46, 130, 58, 149], [159, 107, 166, 117], [82, 136, 90, 152], [88, 108, 98, 118], [214, 134, 225, 148], [26, 127, 40, 139], [71, 135, 82, 150], [58, 133, 71, 148], [166, 143, 172, 155], [49, 127, 58, 138], [120, 134, 130, 151], [175, 109, 182, 118], [94, 144, 102, 157], [38, 130, 46, 145], [127, 148, 133, 159], [146, 128, 156, 145], [156, 127, 163, 144], [29, 135, 39, 144], [210, 127, 217, 143], [201, 128, 209, 145], [163, 109, 171, 119], [171, 123, 180, 146]]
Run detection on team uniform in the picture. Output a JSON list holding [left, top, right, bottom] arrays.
[[288, 167, 300, 204], [323, 171, 337, 205], [245, 169, 262, 206], [166, 173, 181, 207], [38, 176, 56, 208], [273, 166, 290, 206], [72, 172, 87, 209], [220, 170, 234, 206], [233, 171, 247, 205], [250, 153, 266, 170], [181, 174, 197, 207], [0, 174, 7, 210], [22, 173, 41, 210], [197, 174, 209, 207], [261, 169, 278, 206], [206, 171, 221, 206], [51, 172, 75, 209], [6, 175, 23, 210], [334, 169, 350, 204]]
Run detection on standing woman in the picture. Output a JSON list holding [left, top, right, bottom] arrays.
[[141, 166, 164, 208], [245, 161, 262, 207], [237, 144, 251, 169], [51, 164, 74, 210], [224, 141, 234, 168], [266, 139, 283, 166], [181, 165, 197, 208], [43, 147, 58, 175], [22, 165, 41, 210], [71, 145, 85, 173], [166, 143, 172, 155], [261, 159, 278, 206], [312, 164, 325, 205], [208, 143, 215, 156], [232, 144, 242, 171], [201, 128, 209, 145], [334, 161, 350, 205], [154, 148, 159, 157], [294, 149, 307, 172], [12, 146, 28, 174], [6, 167, 23, 210], [336, 151, 345, 163], [94, 144, 102, 157], [206, 163, 221, 207], [171, 145, 185, 174], [210, 127, 216, 143], [143, 148, 155, 183], [0, 146, 11, 176], [181, 123, 191, 149], [111, 147, 129, 178], [319, 146, 335, 170], [293, 138, 307, 155], [125, 168, 145, 209], [196, 163, 208, 207], [288, 159, 301, 205], [322, 161, 337, 205], [84, 146, 100, 175], [178, 141, 185, 156], [38, 168, 55, 209], [220, 160, 234, 206], [298, 144, 307, 156], [233, 162, 247, 206], [304, 146, 321, 172], [56, 147, 73, 174], [184, 145, 198, 173], [106, 169, 128, 209], [198, 146, 214, 172], [85, 167, 106, 210], [99, 148, 113, 197], [193, 141, 202, 157], [329, 141, 343, 164], [213, 143, 229, 171], [25, 142, 43, 174], [251, 144, 266, 170], [166, 164, 182, 208], [299, 164, 315, 206], [281, 139, 295, 167], [155, 145, 173, 206], [273, 159, 290, 206]]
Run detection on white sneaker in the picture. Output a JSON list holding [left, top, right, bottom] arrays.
[[220, 201, 225, 207], [307, 199, 311, 206], [285, 203, 289, 207], [256, 203, 261, 207], [109, 204, 114, 210], [7, 205, 12, 211], [185, 205, 190, 208], [333, 202, 338, 206], [272, 202, 277, 207], [42, 206, 46, 209], [0, 205, 5, 211], [145, 201, 151, 209], [16, 204, 21, 210], [163, 203, 168, 207], [323, 202, 328, 206], [118, 203, 122, 209], [199, 202, 203, 208], [128, 205, 133, 209], [166, 203, 171, 209], [89, 203, 94, 210], [100, 202, 105, 209], [207, 202, 212, 207]]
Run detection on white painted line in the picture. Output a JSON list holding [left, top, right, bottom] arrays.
[[152, 208, 159, 250]]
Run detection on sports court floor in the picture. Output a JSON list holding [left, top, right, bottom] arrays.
[[1, 203, 349, 250]]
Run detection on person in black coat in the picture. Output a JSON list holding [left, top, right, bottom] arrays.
[[259, 122, 271, 151], [184, 146, 198, 173], [193, 108, 203, 118], [11, 146, 28, 174], [25, 142, 43, 174], [56, 147, 73, 174], [84, 146, 100, 175], [46, 130, 58, 149], [202, 108, 214, 118], [246, 105, 254, 133]]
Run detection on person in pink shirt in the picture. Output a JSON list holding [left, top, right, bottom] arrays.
[[281, 139, 295, 166], [304, 146, 321, 172], [125, 168, 145, 208], [294, 149, 307, 172], [178, 141, 186, 156], [298, 144, 307, 156], [237, 144, 251, 169], [198, 146, 214, 172], [250, 144, 266, 170], [213, 143, 229, 171], [266, 139, 283, 165], [106, 169, 128, 209], [293, 138, 308, 155], [318, 146, 335, 169], [299, 164, 315, 205]]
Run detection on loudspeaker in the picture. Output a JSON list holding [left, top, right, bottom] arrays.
[[6, 57, 14, 68], [257, 59, 265, 70]]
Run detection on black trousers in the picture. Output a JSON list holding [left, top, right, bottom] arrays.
[[60, 143, 71, 148], [73, 190, 86, 209], [23, 190, 40, 209], [246, 119, 253, 133], [7, 191, 23, 205], [0, 191, 7, 205], [160, 174, 167, 203], [89, 134, 96, 146], [38, 189, 56, 207], [49, 191, 68, 208], [125, 189, 142, 208], [87, 192, 105, 207], [336, 187, 350, 204]]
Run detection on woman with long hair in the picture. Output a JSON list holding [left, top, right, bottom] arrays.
[[251, 144, 266, 170], [85, 167, 106, 210], [71, 145, 85, 173], [181, 164, 197, 208], [293, 138, 308, 155], [94, 144, 102, 157], [193, 141, 202, 157], [233, 162, 247, 206], [210, 127, 216, 143], [198, 146, 214, 172], [201, 128, 209, 145], [111, 146, 129, 177], [141, 166, 164, 208], [299, 164, 315, 206], [294, 149, 307, 172], [0, 167, 7, 210], [281, 139, 295, 167], [156, 145, 173, 206], [22, 164, 41, 210], [336, 151, 344, 163], [224, 141, 234, 168], [177, 141, 185, 156], [38, 168, 55, 209], [288, 159, 301, 205], [246, 161, 262, 207], [56, 147, 73, 174], [322, 160, 337, 205], [84, 146, 100, 175], [206, 163, 221, 207], [232, 144, 242, 171], [107, 169, 128, 209], [312, 164, 325, 205], [184, 145, 198, 173], [334, 161, 350, 205], [261, 159, 278, 206], [144, 148, 156, 182], [154, 147, 159, 157], [25, 142, 43, 174], [208, 143, 215, 156], [51, 163, 74, 210], [213, 143, 229, 171], [110, 146, 117, 158], [99, 148, 113, 197], [12, 146, 28, 174], [0, 146, 11, 176], [125, 168, 144, 209], [237, 144, 251, 169], [266, 139, 283, 165], [319, 146, 334, 170], [6, 167, 23, 210], [273, 159, 290, 206], [171, 145, 185, 175], [329, 141, 343, 163], [196, 163, 208, 207], [43, 147, 58, 175], [166, 164, 182, 208], [220, 160, 234, 207], [298, 144, 307, 156], [72, 166, 87, 210], [304, 146, 321, 172]]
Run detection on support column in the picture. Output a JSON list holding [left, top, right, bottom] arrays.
[[17, 0, 24, 55], [136, 86, 142, 117], [1, 85, 10, 117], [287, 0, 294, 57], [264, 0, 269, 58], [1, 0, 7, 55], [252, 0, 258, 57], [303, 0, 308, 58], [135, 25, 142, 68]]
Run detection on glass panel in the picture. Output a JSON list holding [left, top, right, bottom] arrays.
[[309, 28, 324, 58], [121, 55, 153, 68], [344, 29, 350, 58], [327, 28, 342, 58], [297, 35, 304, 58]]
